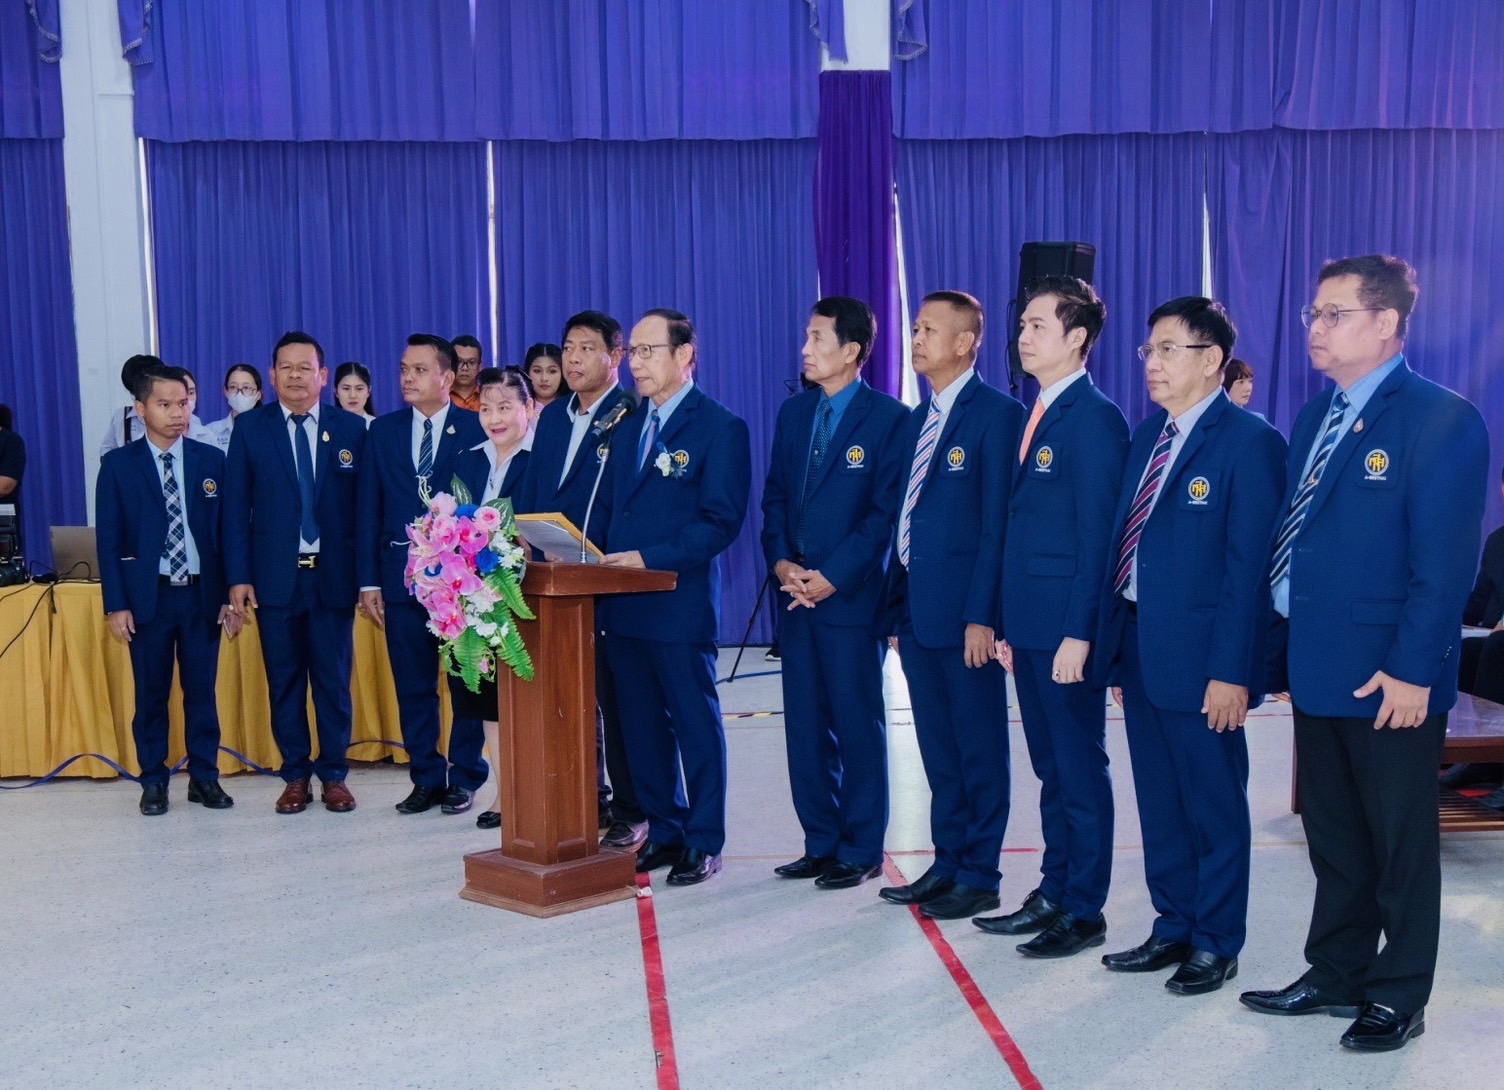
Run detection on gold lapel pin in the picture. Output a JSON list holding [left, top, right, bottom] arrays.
[[1352, 420, 1364, 433], [446, 425, 456, 436], [322, 431, 330, 442]]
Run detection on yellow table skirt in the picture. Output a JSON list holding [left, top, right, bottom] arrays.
[[0, 582, 454, 779]]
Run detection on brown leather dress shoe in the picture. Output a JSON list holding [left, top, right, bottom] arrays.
[[275, 779, 311, 814], [321, 780, 356, 812]]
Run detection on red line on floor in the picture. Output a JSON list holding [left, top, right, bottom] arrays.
[[633, 873, 681, 1090], [883, 856, 1045, 1090]]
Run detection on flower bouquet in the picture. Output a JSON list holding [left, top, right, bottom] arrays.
[[406, 476, 535, 690]]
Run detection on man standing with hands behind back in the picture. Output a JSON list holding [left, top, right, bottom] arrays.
[[1241, 255, 1488, 1052], [224, 332, 367, 815], [762, 296, 908, 890], [878, 290, 1024, 921]]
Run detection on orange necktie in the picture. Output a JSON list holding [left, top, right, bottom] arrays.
[[1018, 397, 1046, 464]]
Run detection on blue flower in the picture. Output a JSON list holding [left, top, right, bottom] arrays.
[[475, 549, 500, 575], [456, 503, 479, 518]]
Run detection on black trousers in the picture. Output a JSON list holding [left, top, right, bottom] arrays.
[[1293, 707, 1446, 1012]]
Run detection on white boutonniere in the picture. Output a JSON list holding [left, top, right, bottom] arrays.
[[654, 451, 673, 477], [446, 425, 456, 436]]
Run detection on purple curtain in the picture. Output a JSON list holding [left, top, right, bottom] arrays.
[[897, 134, 1206, 423], [475, 0, 821, 141], [147, 141, 490, 415], [1, 0, 62, 137], [815, 72, 900, 397], [128, 0, 475, 141], [805, 0, 847, 63], [493, 139, 819, 644]]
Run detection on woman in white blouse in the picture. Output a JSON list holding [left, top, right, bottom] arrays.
[[204, 363, 263, 452], [333, 361, 377, 427]]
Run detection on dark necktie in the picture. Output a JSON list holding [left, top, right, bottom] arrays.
[[160, 451, 189, 581], [418, 417, 434, 480], [291, 413, 319, 545], [1113, 419, 1179, 595], [795, 402, 833, 557], [638, 409, 661, 472]]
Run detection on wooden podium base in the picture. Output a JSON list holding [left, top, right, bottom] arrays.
[[459, 846, 637, 918]]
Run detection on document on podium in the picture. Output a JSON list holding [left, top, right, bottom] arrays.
[[514, 513, 604, 563]]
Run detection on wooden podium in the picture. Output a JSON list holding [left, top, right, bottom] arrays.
[[459, 561, 675, 916]]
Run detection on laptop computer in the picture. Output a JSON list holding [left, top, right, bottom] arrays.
[[50, 526, 101, 581]]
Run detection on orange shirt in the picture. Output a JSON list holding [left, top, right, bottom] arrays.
[[450, 388, 481, 413]]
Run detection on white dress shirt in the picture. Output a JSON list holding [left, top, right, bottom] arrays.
[[411, 403, 452, 474], [560, 383, 619, 486], [281, 403, 321, 553]]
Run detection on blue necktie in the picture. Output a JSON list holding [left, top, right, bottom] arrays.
[[1270, 391, 1350, 586], [292, 413, 318, 545], [796, 402, 833, 556], [638, 409, 661, 472], [417, 417, 434, 480]]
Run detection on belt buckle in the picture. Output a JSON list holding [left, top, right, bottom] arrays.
[[170, 575, 191, 587], [297, 555, 317, 569]]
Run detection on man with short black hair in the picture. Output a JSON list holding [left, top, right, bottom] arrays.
[[1241, 255, 1488, 1052], [977, 275, 1128, 955], [451, 335, 483, 413], [358, 334, 487, 815], [763, 296, 908, 889]]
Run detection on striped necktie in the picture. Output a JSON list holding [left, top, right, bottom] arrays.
[[1270, 391, 1350, 587], [417, 417, 434, 480], [1112, 420, 1178, 595], [160, 451, 189, 581], [897, 399, 942, 568]]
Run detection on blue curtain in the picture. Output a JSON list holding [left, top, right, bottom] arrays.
[[897, 135, 1206, 423], [494, 139, 819, 644], [147, 141, 490, 414], [474, 0, 821, 141], [2, 1, 61, 136], [1209, 128, 1504, 527], [128, 0, 475, 141]]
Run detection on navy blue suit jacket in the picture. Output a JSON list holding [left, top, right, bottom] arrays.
[[884, 375, 1024, 648], [597, 386, 751, 644], [515, 386, 633, 546], [96, 437, 228, 626], [1279, 362, 1488, 717], [1004, 375, 1129, 651], [223, 403, 366, 609], [357, 406, 485, 598], [453, 445, 530, 507], [1093, 395, 1287, 711], [761, 382, 909, 629]]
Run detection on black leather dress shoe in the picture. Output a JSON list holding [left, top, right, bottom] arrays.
[[974, 888, 1059, 935], [475, 810, 501, 830], [919, 885, 1000, 920], [602, 819, 649, 850], [666, 849, 721, 885], [1340, 1003, 1425, 1052], [1102, 934, 1191, 973], [139, 782, 168, 816], [878, 867, 955, 905], [187, 778, 233, 809], [815, 861, 882, 889], [1239, 979, 1361, 1018], [774, 855, 835, 879], [440, 786, 474, 814], [635, 840, 682, 874], [1165, 949, 1238, 995], [1015, 911, 1106, 958], [394, 784, 446, 814]]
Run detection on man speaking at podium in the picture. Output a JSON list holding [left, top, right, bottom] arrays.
[[599, 309, 751, 886]]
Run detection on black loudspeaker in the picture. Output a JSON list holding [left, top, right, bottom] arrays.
[[1006, 241, 1096, 390]]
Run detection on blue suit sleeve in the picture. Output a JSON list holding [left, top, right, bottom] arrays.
[[759, 401, 794, 573], [223, 421, 252, 587], [819, 405, 907, 594], [95, 455, 128, 616], [639, 414, 752, 574], [962, 398, 1021, 631], [356, 424, 382, 589], [1062, 402, 1129, 641]]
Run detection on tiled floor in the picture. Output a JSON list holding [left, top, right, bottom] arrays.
[[3, 650, 1500, 1089]]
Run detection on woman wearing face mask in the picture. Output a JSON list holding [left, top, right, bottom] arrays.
[[523, 342, 567, 417], [333, 361, 376, 427], [448, 366, 534, 829], [205, 363, 264, 452]]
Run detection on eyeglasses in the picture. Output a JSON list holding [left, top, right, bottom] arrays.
[[627, 343, 671, 361], [1136, 342, 1212, 362], [1299, 304, 1383, 329], [225, 384, 258, 396]]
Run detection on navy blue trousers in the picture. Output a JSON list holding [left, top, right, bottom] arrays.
[[897, 634, 1010, 892], [1013, 646, 1113, 918], [129, 584, 222, 785], [256, 571, 355, 783], [780, 609, 888, 867], [383, 597, 487, 790], [1120, 612, 1250, 959], [603, 634, 726, 854]]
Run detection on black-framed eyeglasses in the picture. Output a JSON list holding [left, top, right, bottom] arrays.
[[627, 343, 671, 361], [1300, 304, 1383, 329], [1136, 342, 1212, 363]]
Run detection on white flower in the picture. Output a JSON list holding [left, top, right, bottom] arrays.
[[654, 451, 672, 476]]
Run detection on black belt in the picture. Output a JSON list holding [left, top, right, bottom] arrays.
[[297, 554, 319, 569], [159, 574, 201, 586]]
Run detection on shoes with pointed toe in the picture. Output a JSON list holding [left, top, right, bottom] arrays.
[[878, 867, 955, 905], [635, 840, 682, 874], [602, 819, 649, 850], [1239, 979, 1360, 1018], [1102, 934, 1191, 973], [1015, 911, 1106, 958], [666, 849, 721, 886], [774, 855, 835, 880], [974, 888, 1060, 935], [1165, 950, 1238, 995], [918, 885, 1000, 921], [394, 784, 446, 814], [1339, 1003, 1425, 1052], [814, 861, 882, 890]]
